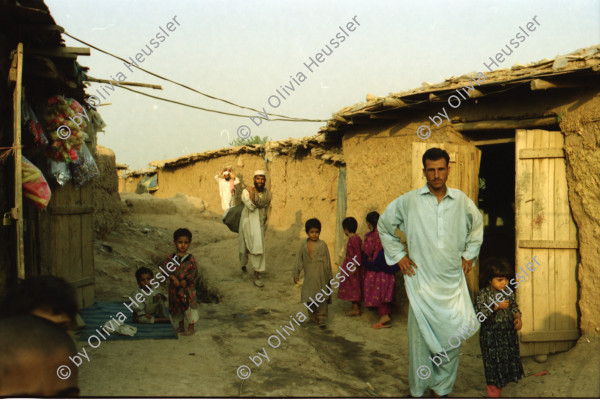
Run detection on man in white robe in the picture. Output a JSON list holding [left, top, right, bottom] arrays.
[[378, 148, 483, 397], [239, 170, 272, 287], [215, 167, 240, 211]]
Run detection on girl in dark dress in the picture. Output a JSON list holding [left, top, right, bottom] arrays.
[[475, 258, 524, 397]]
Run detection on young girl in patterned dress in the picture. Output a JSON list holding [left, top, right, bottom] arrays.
[[475, 258, 524, 397], [362, 211, 398, 329], [337, 217, 363, 316]]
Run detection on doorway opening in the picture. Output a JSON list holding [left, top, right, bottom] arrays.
[[477, 141, 515, 287]]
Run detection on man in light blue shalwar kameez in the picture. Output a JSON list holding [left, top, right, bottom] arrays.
[[378, 148, 483, 397]]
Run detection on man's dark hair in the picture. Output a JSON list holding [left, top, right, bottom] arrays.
[[173, 228, 192, 241], [0, 276, 78, 321], [481, 257, 512, 283], [342, 217, 358, 233], [422, 147, 450, 168], [135, 267, 153, 282], [366, 211, 380, 230], [305, 218, 321, 233]]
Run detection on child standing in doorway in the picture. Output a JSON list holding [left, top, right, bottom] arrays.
[[293, 218, 333, 326], [475, 258, 524, 397], [164, 228, 199, 336], [337, 217, 363, 316]]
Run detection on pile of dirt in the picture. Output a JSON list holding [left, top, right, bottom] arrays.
[[92, 145, 123, 238], [120, 192, 208, 216]]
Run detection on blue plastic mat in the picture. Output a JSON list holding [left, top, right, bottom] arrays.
[[76, 301, 177, 341]]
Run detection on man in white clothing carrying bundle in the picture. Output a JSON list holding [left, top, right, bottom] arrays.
[[215, 166, 240, 212], [378, 148, 483, 397], [239, 170, 272, 287]]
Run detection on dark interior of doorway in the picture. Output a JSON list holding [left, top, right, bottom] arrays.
[[477, 142, 515, 288]]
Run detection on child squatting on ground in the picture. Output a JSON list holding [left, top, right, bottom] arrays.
[[475, 257, 526, 397], [164, 228, 199, 336], [337, 217, 364, 316], [130, 267, 169, 324], [293, 218, 333, 326]]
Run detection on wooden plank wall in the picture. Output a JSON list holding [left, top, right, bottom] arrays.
[[39, 181, 95, 309], [515, 129, 578, 356]]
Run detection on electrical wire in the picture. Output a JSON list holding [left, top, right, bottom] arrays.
[[116, 84, 325, 122], [63, 32, 328, 122]]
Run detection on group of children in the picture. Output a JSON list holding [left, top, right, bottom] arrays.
[[131, 227, 200, 336], [0, 214, 524, 396], [292, 213, 525, 396], [293, 212, 398, 329]]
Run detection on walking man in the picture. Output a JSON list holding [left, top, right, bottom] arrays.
[[239, 170, 272, 287], [378, 148, 483, 397]]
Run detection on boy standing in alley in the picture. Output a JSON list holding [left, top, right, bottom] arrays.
[[165, 228, 199, 336]]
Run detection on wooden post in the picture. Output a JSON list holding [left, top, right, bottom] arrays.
[[9, 43, 25, 279]]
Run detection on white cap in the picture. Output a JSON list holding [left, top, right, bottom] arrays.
[[254, 170, 266, 177]]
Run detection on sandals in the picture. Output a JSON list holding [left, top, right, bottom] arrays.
[[371, 322, 392, 329]]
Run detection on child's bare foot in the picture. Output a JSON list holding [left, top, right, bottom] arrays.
[[181, 324, 195, 336]]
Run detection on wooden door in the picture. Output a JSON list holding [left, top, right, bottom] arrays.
[[39, 181, 95, 309], [412, 142, 482, 299], [515, 129, 578, 356]]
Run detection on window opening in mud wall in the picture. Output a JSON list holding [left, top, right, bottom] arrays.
[[477, 141, 516, 287]]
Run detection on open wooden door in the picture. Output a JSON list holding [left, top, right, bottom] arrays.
[[515, 129, 579, 356], [412, 142, 482, 299]]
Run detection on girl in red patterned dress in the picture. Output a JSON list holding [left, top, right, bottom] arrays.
[[337, 217, 364, 316], [165, 228, 199, 336], [362, 211, 398, 329]]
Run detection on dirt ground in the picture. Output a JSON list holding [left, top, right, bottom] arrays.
[[80, 193, 600, 397]]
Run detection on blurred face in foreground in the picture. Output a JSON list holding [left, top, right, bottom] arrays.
[[0, 349, 79, 397], [423, 158, 449, 191], [31, 308, 72, 331]]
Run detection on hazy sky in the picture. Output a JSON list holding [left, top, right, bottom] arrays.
[[46, 0, 600, 170]]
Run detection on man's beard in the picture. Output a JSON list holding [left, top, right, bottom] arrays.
[[224, 176, 230, 181], [254, 182, 265, 192]]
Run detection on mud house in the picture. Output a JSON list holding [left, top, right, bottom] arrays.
[[120, 45, 600, 357]]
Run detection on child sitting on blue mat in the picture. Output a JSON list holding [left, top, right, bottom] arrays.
[[130, 267, 169, 324]]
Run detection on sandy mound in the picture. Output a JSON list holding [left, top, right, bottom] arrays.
[[120, 192, 207, 216]]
